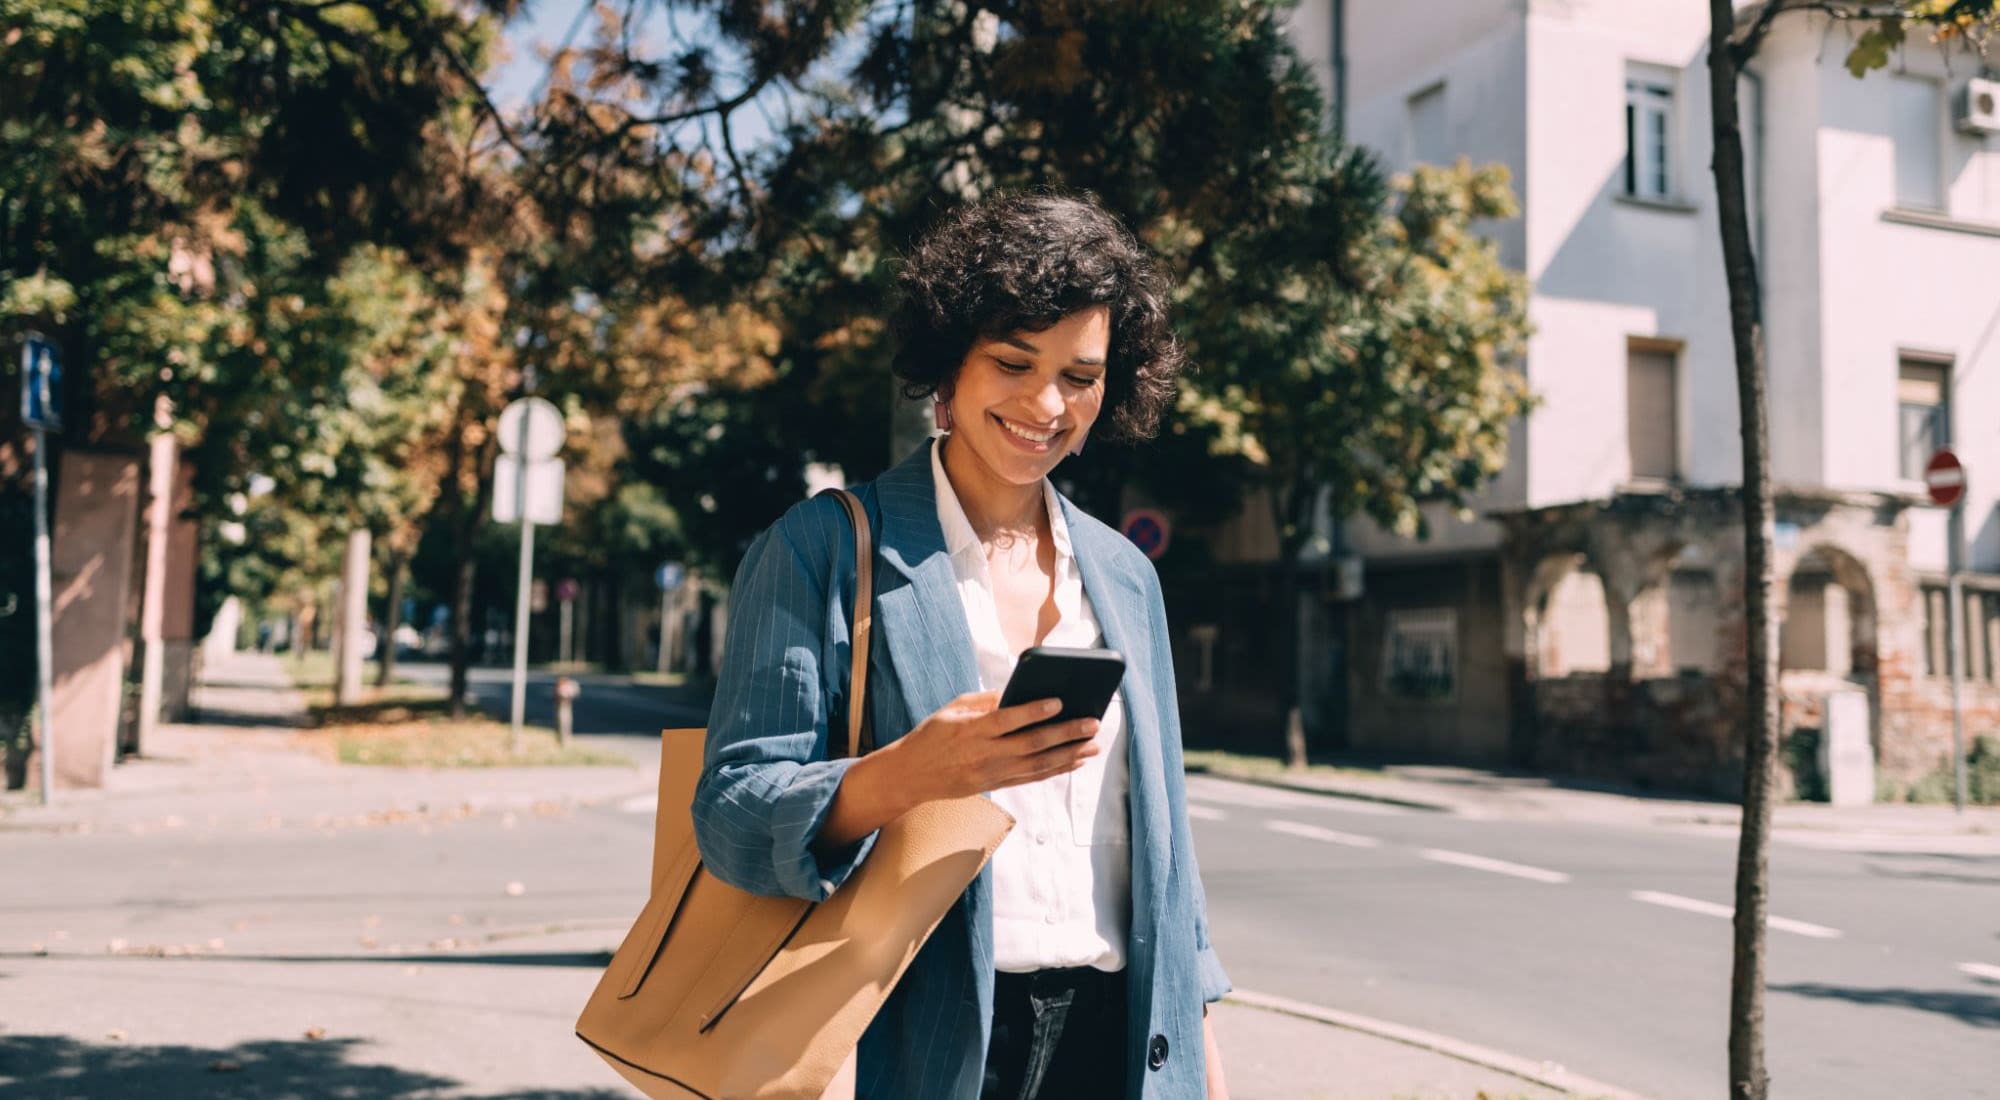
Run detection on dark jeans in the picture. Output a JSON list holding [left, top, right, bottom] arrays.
[[981, 966, 1129, 1100]]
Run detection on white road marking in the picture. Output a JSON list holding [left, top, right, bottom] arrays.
[[1264, 819, 1381, 848], [1630, 890, 1843, 939], [1419, 848, 1571, 884], [1183, 775, 1413, 816], [1958, 962, 2000, 982], [1185, 804, 1229, 821]]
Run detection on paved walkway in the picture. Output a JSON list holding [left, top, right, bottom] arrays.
[[1185, 754, 2000, 857], [0, 654, 654, 836]]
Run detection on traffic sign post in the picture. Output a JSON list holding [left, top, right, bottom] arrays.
[[21, 335, 60, 804], [1927, 448, 1969, 814], [496, 396, 565, 753]]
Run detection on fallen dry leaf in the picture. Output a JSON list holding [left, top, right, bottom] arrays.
[[303, 1027, 326, 1041], [105, 1030, 127, 1042]]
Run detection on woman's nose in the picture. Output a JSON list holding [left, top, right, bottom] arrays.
[[1029, 377, 1066, 422]]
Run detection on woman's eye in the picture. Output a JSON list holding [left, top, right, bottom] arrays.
[[996, 359, 1031, 372], [1066, 374, 1099, 388]]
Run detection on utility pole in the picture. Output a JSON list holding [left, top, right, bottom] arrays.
[[21, 335, 62, 805]]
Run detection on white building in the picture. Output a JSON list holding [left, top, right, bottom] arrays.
[[1172, 1, 2000, 796]]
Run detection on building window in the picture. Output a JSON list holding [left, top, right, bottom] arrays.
[[1628, 342, 1679, 481], [1408, 82, 1449, 167], [1898, 357, 1950, 481], [1923, 584, 2000, 682], [1890, 75, 1944, 211], [1383, 608, 1457, 702], [1625, 72, 1676, 200]]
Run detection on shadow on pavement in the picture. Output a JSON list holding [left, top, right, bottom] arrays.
[[1771, 982, 2000, 1027], [0, 1033, 627, 1098]]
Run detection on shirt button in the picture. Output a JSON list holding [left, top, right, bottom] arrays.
[[1043, 912, 1059, 924], [1033, 832, 1049, 844], [1147, 1034, 1169, 1069]]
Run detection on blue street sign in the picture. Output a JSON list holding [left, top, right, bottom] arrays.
[[20, 335, 61, 432], [655, 562, 685, 592]]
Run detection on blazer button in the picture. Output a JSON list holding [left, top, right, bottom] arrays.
[[1147, 1034, 1169, 1070]]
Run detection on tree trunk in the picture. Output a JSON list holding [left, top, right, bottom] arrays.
[[376, 547, 407, 688], [442, 422, 496, 721], [1270, 475, 1316, 769], [1707, 10, 1779, 1099]]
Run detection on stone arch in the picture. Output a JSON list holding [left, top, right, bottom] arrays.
[[1780, 544, 1879, 680], [1631, 543, 1723, 678], [1523, 551, 1617, 679]]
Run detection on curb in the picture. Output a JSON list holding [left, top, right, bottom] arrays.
[[1182, 763, 1457, 814], [1224, 988, 1650, 1100]]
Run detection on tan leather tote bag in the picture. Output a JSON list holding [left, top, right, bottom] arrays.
[[577, 488, 1015, 1099]]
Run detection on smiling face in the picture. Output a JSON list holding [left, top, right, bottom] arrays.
[[940, 305, 1111, 487]]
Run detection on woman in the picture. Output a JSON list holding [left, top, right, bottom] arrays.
[[694, 191, 1231, 1100]]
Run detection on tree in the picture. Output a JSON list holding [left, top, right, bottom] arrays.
[[1704, 4, 1996, 1097], [1178, 156, 1533, 765]]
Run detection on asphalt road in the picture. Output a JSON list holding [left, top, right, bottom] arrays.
[[398, 662, 707, 768], [1180, 774, 2000, 1099], [7, 758, 1996, 1098], [172, 665, 1998, 1098]]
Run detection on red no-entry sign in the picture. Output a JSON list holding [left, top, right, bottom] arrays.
[[1925, 449, 1966, 507]]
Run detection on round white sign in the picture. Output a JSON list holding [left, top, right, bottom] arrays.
[[497, 397, 564, 460]]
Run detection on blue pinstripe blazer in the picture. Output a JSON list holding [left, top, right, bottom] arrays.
[[693, 436, 1230, 1100]]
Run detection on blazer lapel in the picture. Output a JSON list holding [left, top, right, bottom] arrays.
[[871, 436, 983, 739], [1058, 495, 1174, 929]]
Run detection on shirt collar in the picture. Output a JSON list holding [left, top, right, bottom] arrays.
[[929, 433, 1075, 568]]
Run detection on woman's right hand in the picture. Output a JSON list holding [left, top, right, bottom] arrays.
[[814, 691, 1100, 853], [887, 690, 1102, 803]]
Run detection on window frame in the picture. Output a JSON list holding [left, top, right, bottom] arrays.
[[1625, 70, 1678, 202], [1626, 336, 1683, 483], [1896, 353, 1953, 483]]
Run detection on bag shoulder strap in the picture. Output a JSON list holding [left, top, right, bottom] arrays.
[[814, 487, 874, 760]]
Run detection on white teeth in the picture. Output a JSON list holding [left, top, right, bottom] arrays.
[[997, 417, 1056, 443]]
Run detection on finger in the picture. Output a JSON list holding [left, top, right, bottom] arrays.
[[1024, 717, 1099, 754], [979, 696, 1065, 735], [1006, 743, 1100, 787]]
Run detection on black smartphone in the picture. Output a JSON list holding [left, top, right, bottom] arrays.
[[997, 645, 1126, 739]]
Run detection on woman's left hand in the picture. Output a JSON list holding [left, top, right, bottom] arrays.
[[1203, 1007, 1230, 1100]]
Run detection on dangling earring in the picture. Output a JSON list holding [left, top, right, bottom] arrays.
[[933, 394, 953, 432]]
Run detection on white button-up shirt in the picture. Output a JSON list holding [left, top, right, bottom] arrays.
[[930, 436, 1131, 973]]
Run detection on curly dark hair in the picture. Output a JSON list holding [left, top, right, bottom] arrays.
[[889, 190, 1184, 444]]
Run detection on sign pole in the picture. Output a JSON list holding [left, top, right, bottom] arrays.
[[1925, 447, 1970, 814], [509, 412, 533, 754], [1948, 501, 1966, 814], [657, 583, 673, 676], [32, 426, 56, 804]]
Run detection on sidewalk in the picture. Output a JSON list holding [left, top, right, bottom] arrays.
[[0, 652, 657, 835], [1184, 752, 2000, 856], [1, 653, 1640, 1098]]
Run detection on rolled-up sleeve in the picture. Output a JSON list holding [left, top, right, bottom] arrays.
[[692, 500, 880, 902]]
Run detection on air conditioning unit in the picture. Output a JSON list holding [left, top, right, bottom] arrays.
[[1957, 78, 2000, 134]]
